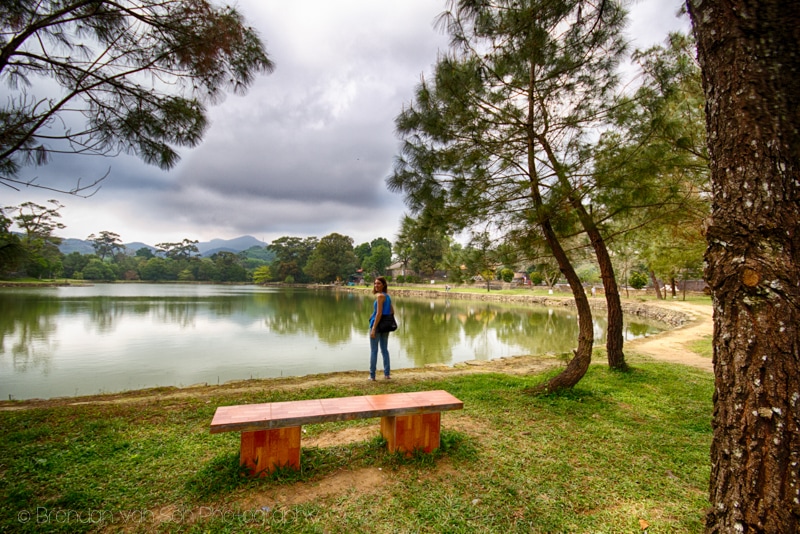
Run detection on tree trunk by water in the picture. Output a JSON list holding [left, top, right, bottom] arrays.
[[530, 219, 593, 394], [688, 0, 800, 531], [649, 270, 664, 300], [579, 211, 626, 370], [538, 134, 627, 371]]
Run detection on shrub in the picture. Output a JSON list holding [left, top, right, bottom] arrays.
[[82, 259, 116, 281], [629, 271, 648, 290]]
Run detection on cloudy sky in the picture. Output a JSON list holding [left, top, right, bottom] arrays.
[[6, 0, 691, 247]]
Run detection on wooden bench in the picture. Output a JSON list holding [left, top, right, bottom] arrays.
[[210, 390, 463, 476]]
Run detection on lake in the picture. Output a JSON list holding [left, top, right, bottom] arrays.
[[0, 284, 662, 400]]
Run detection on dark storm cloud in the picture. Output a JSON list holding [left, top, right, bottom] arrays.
[[141, 0, 451, 240]]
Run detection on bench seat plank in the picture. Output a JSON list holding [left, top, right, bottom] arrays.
[[210, 390, 463, 434]]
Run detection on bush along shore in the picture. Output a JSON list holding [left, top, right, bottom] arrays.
[[0, 286, 713, 533]]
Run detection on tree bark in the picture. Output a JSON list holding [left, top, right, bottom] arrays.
[[576, 206, 627, 370], [533, 218, 594, 393], [526, 156, 593, 392], [649, 269, 664, 300], [688, 1, 800, 532]]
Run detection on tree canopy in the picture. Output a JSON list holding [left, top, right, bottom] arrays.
[[0, 0, 274, 193], [305, 233, 357, 283]]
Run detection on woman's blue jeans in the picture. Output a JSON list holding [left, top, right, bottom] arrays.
[[369, 331, 391, 379]]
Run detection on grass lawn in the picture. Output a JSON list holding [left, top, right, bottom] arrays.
[[0, 358, 712, 533]]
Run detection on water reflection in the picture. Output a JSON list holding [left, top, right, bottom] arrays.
[[0, 285, 663, 399], [263, 290, 365, 346], [0, 292, 60, 374]]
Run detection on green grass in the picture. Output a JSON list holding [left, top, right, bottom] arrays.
[[689, 336, 713, 359], [0, 363, 713, 533]]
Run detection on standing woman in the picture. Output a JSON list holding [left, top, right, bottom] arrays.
[[368, 276, 393, 380]]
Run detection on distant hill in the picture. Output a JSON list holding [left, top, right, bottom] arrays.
[[196, 236, 266, 255], [58, 235, 267, 256], [124, 242, 158, 254], [59, 238, 95, 255]]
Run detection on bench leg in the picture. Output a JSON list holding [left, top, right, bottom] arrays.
[[240, 427, 301, 476], [380, 413, 441, 454]]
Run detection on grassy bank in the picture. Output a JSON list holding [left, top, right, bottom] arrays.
[[0, 359, 712, 533]]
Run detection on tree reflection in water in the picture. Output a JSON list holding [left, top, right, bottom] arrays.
[[0, 285, 664, 399]]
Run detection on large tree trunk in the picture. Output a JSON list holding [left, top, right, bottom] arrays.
[[688, 1, 800, 532]]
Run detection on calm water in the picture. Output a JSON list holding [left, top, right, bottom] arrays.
[[0, 284, 662, 400]]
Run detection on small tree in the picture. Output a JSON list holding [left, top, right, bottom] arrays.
[[628, 271, 647, 290], [527, 271, 543, 286], [83, 258, 116, 281], [156, 239, 200, 260], [304, 233, 357, 283], [268, 236, 318, 284], [140, 257, 172, 281], [0, 207, 25, 276], [62, 252, 91, 279], [5, 200, 65, 278], [135, 248, 155, 259], [362, 243, 392, 276], [253, 266, 271, 285], [88, 231, 124, 261]]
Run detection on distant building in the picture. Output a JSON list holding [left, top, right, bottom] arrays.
[[386, 262, 409, 278]]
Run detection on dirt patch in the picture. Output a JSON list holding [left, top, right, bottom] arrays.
[[303, 425, 379, 448], [238, 466, 391, 510], [624, 300, 713, 372]]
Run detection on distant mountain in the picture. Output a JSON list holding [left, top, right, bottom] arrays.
[[59, 238, 95, 255], [196, 236, 266, 255], [58, 235, 267, 256], [124, 242, 158, 254]]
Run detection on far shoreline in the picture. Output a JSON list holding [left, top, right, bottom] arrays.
[[335, 283, 698, 328]]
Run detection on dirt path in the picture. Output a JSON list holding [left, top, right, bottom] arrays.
[[625, 300, 713, 372]]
